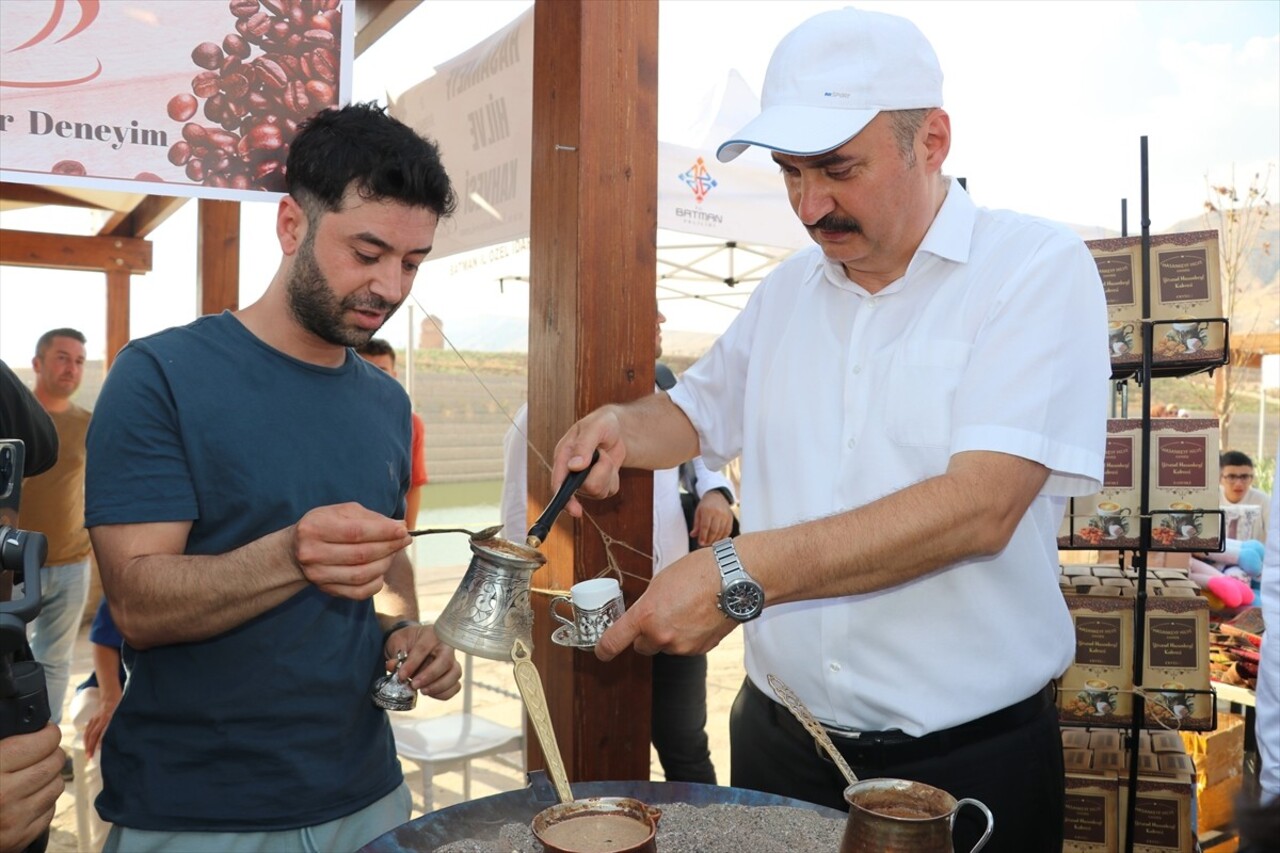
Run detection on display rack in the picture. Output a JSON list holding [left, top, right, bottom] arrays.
[[1059, 137, 1232, 852], [1122, 137, 1229, 852]]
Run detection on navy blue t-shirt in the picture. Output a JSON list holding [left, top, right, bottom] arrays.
[[84, 312, 412, 831], [77, 597, 125, 691]]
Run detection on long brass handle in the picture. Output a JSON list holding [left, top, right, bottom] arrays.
[[767, 674, 858, 787], [512, 639, 574, 803]]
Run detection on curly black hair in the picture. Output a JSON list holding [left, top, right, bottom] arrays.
[[286, 102, 456, 222]]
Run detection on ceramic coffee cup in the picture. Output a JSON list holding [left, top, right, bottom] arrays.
[[551, 577, 625, 645]]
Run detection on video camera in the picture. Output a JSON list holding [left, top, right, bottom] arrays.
[[1, 439, 52, 853]]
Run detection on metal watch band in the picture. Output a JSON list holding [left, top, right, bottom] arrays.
[[712, 537, 747, 583]]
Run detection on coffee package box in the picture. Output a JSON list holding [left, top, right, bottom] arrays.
[[1085, 231, 1224, 373], [1142, 594, 1211, 731], [1064, 749, 1094, 772], [1093, 750, 1126, 774], [1149, 418, 1222, 550], [1089, 729, 1122, 751], [1064, 772, 1119, 853], [1059, 594, 1134, 726], [1085, 237, 1144, 371], [1149, 730, 1186, 754], [1079, 420, 1143, 549], [1117, 776, 1193, 853], [1149, 230, 1225, 367], [1062, 728, 1092, 750]]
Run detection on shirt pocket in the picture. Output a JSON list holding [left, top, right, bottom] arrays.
[[885, 340, 972, 448]]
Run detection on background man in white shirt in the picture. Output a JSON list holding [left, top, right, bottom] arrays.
[[1220, 449, 1270, 542], [502, 307, 736, 783], [550, 8, 1108, 852]]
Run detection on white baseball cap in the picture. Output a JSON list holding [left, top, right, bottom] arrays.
[[716, 7, 943, 163]]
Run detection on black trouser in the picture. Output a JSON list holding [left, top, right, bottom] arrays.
[[651, 652, 717, 784], [730, 678, 1064, 853]]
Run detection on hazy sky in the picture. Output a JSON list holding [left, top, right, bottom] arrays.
[[2, 0, 1277, 363]]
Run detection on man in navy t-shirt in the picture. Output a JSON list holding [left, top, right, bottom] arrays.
[[85, 103, 461, 852]]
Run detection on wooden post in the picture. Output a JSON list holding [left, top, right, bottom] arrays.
[[104, 269, 131, 368], [198, 199, 241, 316], [526, 0, 659, 782]]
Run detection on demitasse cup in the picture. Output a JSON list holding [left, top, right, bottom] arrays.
[[552, 577, 625, 645], [1108, 322, 1133, 355], [1168, 502, 1195, 531]]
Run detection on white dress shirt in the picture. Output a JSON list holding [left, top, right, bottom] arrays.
[[668, 178, 1110, 735], [1258, 481, 1279, 801]]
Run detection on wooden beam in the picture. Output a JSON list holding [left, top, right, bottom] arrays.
[[1233, 332, 1280, 355], [0, 229, 151, 273], [527, 0, 659, 783], [99, 194, 189, 239], [197, 200, 241, 315], [354, 0, 418, 57], [0, 182, 109, 210], [105, 269, 131, 368]]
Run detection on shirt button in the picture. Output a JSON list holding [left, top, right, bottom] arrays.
[[829, 662, 842, 673], [851, 364, 861, 374], [846, 438, 855, 449], [867, 298, 879, 308]]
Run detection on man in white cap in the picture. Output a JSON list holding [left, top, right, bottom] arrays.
[[551, 7, 1107, 851]]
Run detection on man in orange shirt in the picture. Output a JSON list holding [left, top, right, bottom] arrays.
[[358, 339, 428, 529]]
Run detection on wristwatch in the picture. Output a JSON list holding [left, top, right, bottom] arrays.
[[712, 538, 764, 622]]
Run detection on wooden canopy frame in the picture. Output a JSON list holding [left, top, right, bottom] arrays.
[[0, 0, 658, 782]]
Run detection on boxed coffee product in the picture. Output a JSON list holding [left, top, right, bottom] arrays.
[[1154, 753, 1196, 779], [1085, 237, 1144, 371], [1062, 728, 1092, 750], [1149, 730, 1185, 754], [1068, 421, 1143, 549], [1149, 418, 1222, 550], [1065, 418, 1222, 552], [1059, 594, 1134, 726], [1093, 750, 1127, 774], [1142, 594, 1212, 731], [1064, 749, 1094, 771], [1149, 230, 1225, 367], [1089, 729, 1122, 751], [1064, 772, 1119, 853], [1086, 231, 1225, 372], [1117, 776, 1193, 852]]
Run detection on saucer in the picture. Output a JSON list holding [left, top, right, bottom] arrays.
[[551, 624, 599, 650]]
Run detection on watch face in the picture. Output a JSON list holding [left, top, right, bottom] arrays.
[[723, 581, 764, 620]]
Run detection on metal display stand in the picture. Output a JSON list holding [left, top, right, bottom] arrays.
[[1060, 137, 1232, 851], [1120, 137, 1230, 852]]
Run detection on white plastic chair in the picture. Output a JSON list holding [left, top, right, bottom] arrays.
[[68, 687, 110, 853], [389, 653, 525, 812]]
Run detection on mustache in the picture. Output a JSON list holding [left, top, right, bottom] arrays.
[[809, 214, 860, 233]]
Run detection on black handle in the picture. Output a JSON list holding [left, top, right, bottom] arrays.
[[526, 450, 600, 546]]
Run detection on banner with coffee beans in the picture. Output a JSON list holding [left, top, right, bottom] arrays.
[[0, 0, 352, 202]]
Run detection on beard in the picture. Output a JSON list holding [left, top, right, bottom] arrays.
[[286, 230, 401, 348]]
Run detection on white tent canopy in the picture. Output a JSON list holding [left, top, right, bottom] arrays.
[[388, 7, 807, 332]]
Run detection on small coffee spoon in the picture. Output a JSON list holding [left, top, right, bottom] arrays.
[[408, 525, 504, 540]]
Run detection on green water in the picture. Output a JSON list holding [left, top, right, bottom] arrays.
[[414, 479, 503, 569]]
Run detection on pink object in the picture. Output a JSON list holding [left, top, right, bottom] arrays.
[[1188, 557, 1254, 608]]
